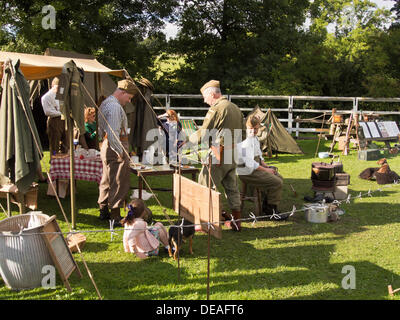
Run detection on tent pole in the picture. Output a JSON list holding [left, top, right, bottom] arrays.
[[94, 72, 100, 150], [68, 115, 77, 229]]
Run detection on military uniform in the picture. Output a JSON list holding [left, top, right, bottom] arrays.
[[189, 94, 244, 229]]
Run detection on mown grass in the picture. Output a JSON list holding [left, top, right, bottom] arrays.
[[0, 138, 400, 300]]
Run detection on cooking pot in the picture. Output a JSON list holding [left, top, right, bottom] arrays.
[[304, 203, 329, 223]]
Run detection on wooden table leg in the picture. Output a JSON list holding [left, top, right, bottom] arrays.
[[6, 192, 11, 217], [138, 176, 143, 199]]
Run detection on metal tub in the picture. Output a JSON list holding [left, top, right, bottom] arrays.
[[0, 213, 53, 290]]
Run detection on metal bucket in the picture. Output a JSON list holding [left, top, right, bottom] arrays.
[[304, 204, 329, 223], [0, 213, 53, 290]]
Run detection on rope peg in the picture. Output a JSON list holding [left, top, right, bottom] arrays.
[[249, 212, 257, 227], [270, 209, 281, 220], [109, 220, 117, 242], [179, 218, 185, 235], [367, 189, 372, 197], [230, 214, 238, 230], [345, 194, 351, 204], [289, 205, 297, 217]]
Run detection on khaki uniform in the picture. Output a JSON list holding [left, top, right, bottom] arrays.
[[98, 137, 130, 212], [46, 116, 68, 155], [238, 156, 283, 206], [190, 96, 244, 211]]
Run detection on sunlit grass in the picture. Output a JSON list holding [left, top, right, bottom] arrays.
[[0, 138, 399, 300]]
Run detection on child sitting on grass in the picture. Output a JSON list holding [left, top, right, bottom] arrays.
[[122, 199, 170, 259]]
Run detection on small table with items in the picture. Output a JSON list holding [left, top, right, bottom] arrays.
[[130, 163, 199, 202], [48, 154, 103, 198]]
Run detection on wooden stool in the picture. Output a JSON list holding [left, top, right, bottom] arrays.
[[240, 181, 263, 216], [0, 183, 39, 216]]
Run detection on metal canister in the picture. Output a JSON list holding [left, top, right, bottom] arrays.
[[304, 203, 329, 223]]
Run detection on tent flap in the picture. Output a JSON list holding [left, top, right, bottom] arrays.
[[248, 106, 304, 155], [0, 51, 125, 80]]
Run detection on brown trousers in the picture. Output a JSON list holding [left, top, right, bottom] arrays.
[[47, 116, 68, 155], [98, 139, 130, 210], [239, 169, 283, 206]]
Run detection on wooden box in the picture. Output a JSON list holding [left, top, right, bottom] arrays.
[[335, 173, 350, 186], [358, 149, 380, 161]]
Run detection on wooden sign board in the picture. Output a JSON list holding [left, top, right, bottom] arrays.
[[39, 215, 82, 291], [173, 174, 222, 239]]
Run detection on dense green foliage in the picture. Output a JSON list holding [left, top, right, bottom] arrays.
[[1, 0, 400, 98]]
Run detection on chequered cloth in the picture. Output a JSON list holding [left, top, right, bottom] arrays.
[[49, 156, 103, 184]]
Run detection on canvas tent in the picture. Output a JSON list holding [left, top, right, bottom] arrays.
[[247, 106, 304, 156], [0, 51, 124, 80], [0, 50, 125, 228], [44, 48, 162, 156]]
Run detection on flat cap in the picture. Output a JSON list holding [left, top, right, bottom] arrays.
[[117, 79, 139, 96], [200, 80, 220, 95], [138, 77, 154, 91]]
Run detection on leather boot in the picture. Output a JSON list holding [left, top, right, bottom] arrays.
[[99, 205, 110, 221], [110, 208, 122, 227]]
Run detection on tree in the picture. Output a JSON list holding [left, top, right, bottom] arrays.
[[168, 0, 310, 94], [0, 0, 177, 79]]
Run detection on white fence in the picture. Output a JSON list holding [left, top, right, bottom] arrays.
[[153, 94, 400, 137]]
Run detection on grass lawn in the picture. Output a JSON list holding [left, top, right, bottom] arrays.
[[0, 138, 400, 300]]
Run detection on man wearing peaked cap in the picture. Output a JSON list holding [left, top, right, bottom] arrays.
[[188, 79, 245, 231], [117, 79, 139, 96], [200, 80, 220, 95], [97, 79, 137, 227]]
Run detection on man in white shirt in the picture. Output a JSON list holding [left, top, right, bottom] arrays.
[[236, 115, 284, 218], [41, 77, 68, 156], [97, 79, 138, 226]]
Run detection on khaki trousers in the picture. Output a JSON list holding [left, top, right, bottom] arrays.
[[98, 139, 130, 210], [239, 169, 283, 206], [47, 116, 68, 155], [198, 162, 241, 211]]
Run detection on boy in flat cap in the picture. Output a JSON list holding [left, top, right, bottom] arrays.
[[97, 79, 138, 226], [189, 80, 245, 231]]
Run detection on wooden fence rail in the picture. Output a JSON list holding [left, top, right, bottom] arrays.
[[152, 94, 400, 138]]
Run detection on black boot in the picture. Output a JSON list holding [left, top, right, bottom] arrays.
[[99, 206, 110, 221]]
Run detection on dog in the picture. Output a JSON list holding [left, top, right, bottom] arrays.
[[359, 158, 388, 180], [376, 158, 390, 173], [168, 219, 195, 260], [360, 158, 399, 185]]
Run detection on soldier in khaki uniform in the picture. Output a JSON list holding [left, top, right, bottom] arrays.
[[189, 80, 244, 231], [98, 80, 138, 227]]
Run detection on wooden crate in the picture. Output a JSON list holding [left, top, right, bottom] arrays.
[[358, 149, 381, 161]]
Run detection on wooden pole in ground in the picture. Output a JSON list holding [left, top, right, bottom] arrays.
[[177, 156, 182, 281], [314, 112, 326, 158], [68, 114, 77, 230], [207, 156, 212, 300]]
